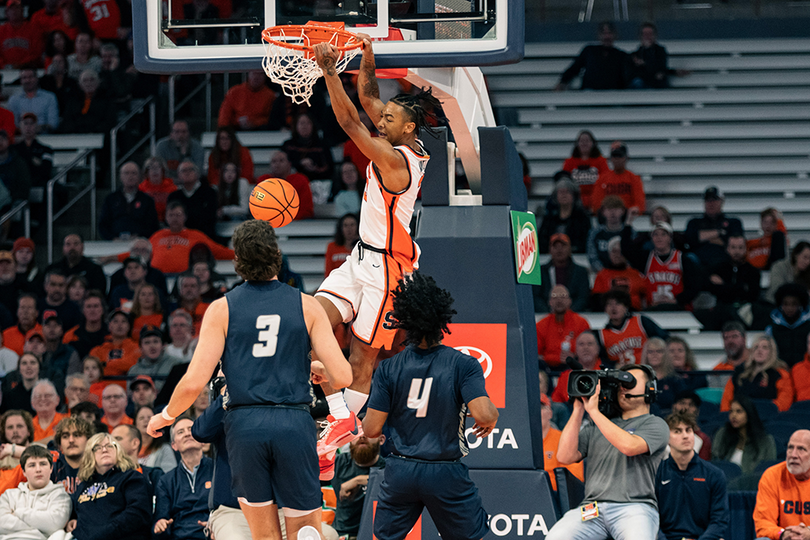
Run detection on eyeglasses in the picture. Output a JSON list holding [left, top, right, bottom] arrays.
[[92, 443, 115, 453]]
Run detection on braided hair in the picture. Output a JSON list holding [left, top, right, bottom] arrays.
[[391, 271, 457, 347], [389, 87, 443, 136]]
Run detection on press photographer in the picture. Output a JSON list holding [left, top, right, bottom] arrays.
[[546, 364, 669, 540]]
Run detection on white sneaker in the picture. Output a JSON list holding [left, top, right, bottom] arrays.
[[297, 525, 320, 540]]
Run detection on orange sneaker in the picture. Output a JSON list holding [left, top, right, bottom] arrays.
[[317, 412, 362, 457], [319, 451, 336, 481]]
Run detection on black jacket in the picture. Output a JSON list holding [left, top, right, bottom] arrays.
[[534, 260, 590, 313], [45, 256, 108, 296], [708, 259, 761, 305], [537, 206, 592, 254], [167, 185, 220, 242], [560, 44, 632, 90], [98, 190, 161, 241], [631, 43, 673, 88]]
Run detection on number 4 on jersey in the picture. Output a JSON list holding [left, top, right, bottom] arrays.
[[253, 315, 281, 357], [407, 378, 433, 417]]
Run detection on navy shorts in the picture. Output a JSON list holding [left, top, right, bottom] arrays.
[[224, 406, 321, 511], [374, 456, 489, 540]]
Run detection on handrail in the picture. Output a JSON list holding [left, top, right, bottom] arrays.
[[0, 200, 30, 238], [110, 97, 157, 191], [168, 73, 212, 131], [47, 148, 96, 263]]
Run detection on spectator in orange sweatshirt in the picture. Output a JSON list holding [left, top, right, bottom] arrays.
[[754, 429, 810, 540], [720, 334, 794, 412], [590, 143, 646, 216], [791, 334, 810, 403]]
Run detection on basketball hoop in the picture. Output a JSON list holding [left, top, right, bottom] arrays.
[[262, 22, 363, 106]]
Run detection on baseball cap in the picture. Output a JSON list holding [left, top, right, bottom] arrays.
[[6, 0, 21, 7], [21, 112, 38, 123], [107, 308, 131, 324], [0, 251, 13, 263], [610, 144, 628, 158], [130, 375, 156, 391], [139, 324, 163, 341], [540, 394, 551, 407], [652, 222, 674, 236], [25, 329, 44, 341], [550, 233, 571, 246], [704, 186, 723, 201], [12, 237, 34, 253], [43, 314, 64, 326], [123, 255, 148, 268]]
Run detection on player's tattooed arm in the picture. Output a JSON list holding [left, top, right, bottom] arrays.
[[322, 55, 337, 76], [314, 43, 339, 77], [358, 36, 380, 100]]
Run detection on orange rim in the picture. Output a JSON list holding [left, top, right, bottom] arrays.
[[262, 24, 363, 53]]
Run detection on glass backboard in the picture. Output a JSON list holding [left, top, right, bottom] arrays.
[[133, 0, 523, 73]]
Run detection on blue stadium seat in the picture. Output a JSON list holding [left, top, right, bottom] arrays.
[[775, 410, 808, 426], [751, 399, 780, 421], [754, 459, 781, 475], [767, 421, 801, 460], [699, 400, 720, 422], [788, 400, 810, 413], [711, 460, 743, 480]]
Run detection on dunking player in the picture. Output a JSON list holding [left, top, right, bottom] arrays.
[[363, 272, 499, 540], [311, 38, 442, 463], [147, 220, 352, 540]]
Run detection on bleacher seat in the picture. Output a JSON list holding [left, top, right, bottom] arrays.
[[711, 460, 743, 480], [699, 400, 720, 421], [753, 459, 782, 475], [766, 421, 801, 460], [751, 399, 780, 422], [788, 400, 810, 413]]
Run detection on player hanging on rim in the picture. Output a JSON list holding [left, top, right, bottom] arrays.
[[311, 37, 442, 470], [363, 272, 499, 540], [146, 219, 352, 540]]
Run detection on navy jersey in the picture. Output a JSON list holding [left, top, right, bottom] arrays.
[[222, 280, 311, 406], [367, 344, 489, 461]]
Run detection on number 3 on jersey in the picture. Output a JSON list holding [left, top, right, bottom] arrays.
[[253, 315, 281, 357], [407, 378, 433, 417]]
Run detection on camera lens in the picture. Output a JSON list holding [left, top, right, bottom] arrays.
[[576, 377, 595, 395]]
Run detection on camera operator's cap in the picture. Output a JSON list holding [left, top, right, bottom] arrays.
[[549, 233, 571, 246], [122, 255, 148, 268], [139, 324, 163, 342], [652, 222, 674, 236], [704, 186, 724, 201], [540, 394, 551, 407], [21, 112, 37, 123], [0, 251, 13, 263], [130, 375, 156, 391], [610, 144, 628, 158]]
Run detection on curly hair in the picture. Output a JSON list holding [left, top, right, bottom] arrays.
[[390, 87, 443, 136], [391, 272, 456, 347], [232, 220, 282, 281], [54, 416, 95, 446]]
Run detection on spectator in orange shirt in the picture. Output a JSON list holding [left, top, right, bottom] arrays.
[[30, 0, 74, 45], [130, 283, 164, 341], [720, 334, 794, 412], [590, 143, 646, 215], [791, 334, 810, 403], [207, 127, 255, 186], [551, 330, 602, 403], [753, 429, 810, 540], [2, 293, 41, 356], [217, 71, 276, 131], [89, 309, 139, 377], [541, 393, 584, 490], [265, 151, 314, 220], [561, 130, 609, 210], [536, 285, 590, 370], [139, 156, 177, 223], [591, 237, 647, 311], [0, 0, 43, 68], [100, 384, 132, 429], [146, 202, 235, 275], [713, 321, 750, 372], [30, 380, 67, 443], [325, 213, 359, 278], [748, 208, 788, 270]]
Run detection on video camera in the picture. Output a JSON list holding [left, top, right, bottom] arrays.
[[565, 359, 657, 418]]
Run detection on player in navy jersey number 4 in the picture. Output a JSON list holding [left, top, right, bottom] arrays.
[[146, 219, 352, 540], [362, 272, 499, 540]]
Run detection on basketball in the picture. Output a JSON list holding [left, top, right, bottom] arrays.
[[249, 178, 300, 228]]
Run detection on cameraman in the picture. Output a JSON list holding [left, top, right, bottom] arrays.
[[546, 364, 669, 540]]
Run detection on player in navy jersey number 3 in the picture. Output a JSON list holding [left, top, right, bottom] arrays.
[[362, 272, 499, 540], [146, 220, 352, 540]]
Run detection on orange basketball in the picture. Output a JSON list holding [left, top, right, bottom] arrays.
[[249, 178, 300, 227]]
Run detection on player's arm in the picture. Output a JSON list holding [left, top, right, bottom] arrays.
[[146, 298, 227, 436], [302, 294, 352, 389], [356, 36, 385, 121], [467, 396, 498, 439], [312, 43, 406, 179], [362, 408, 388, 439]]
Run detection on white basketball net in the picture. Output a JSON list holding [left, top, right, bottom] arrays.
[[262, 27, 361, 106]]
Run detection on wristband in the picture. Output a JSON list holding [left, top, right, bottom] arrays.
[[161, 408, 175, 422], [11, 444, 16, 456]]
